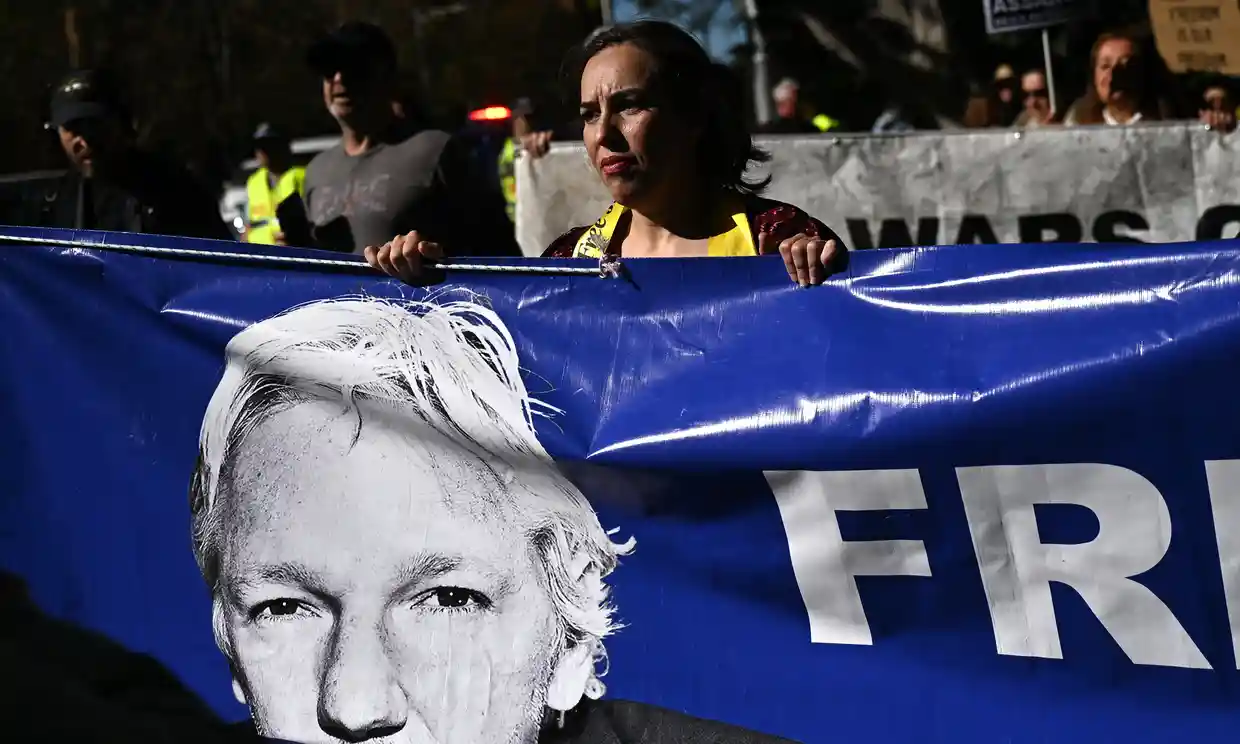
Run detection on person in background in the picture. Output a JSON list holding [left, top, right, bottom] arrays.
[[961, 82, 1007, 128], [16, 69, 230, 240], [1013, 69, 1054, 129], [873, 89, 939, 133], [992, 64, 1020, 125], [1062, 30, 1177, 127], [962, 65, 1024, 129], [498, 98, 554, 223], [761, 78, 837, 134], [367, 21, 846, 288], [302, 21, 519, 257], [1199, 78, 1237, 134], [243, 123, 305, 245]]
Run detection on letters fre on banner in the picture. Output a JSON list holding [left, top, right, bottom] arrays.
[[2, 228, 1240, 742], [514, 123, 1240, 257]]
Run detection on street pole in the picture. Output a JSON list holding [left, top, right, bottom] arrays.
[[600, 0, 613, 26], [742, 0, 772, 125]]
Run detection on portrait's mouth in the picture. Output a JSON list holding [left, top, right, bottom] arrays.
[[600, 155, 635, 177]]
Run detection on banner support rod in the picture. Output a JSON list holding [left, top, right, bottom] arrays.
[[1042, 28, 1058, 117], [0, 234, 622, 278]]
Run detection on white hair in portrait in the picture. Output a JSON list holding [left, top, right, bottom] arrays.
[[189, 294, 634, 682]]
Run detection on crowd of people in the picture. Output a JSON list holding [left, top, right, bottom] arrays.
[[4, 12, 1240, 744], [961, 29, 1237, 133], [2, 19, 1235, 289], [2, 18, 847, 287]]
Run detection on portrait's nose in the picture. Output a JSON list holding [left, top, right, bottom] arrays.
[[598, 113, 627, 153], [318, 618, 408, 742]]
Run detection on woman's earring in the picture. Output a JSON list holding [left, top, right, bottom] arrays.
[[584, 676, 606, 700]]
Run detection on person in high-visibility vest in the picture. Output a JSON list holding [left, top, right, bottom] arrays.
[[761, 78, 840, 134], [244, 123, 306, 244], [811, 113, 840, 132], [498, 99, 551, 223]]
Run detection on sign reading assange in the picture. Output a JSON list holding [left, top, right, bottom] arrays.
[[983, 0, 1090, 33], [4, 229, 1240, 742], [514, 123, 1240, 256]]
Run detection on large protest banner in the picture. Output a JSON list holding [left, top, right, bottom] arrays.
[[3, 227, 1240, 742], [516, 123, 1240, 256]]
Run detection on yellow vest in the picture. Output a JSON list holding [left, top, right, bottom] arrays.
[[812, 114, 840, 133], [498, 138, 517, 222], [572, 202, 756, 258], [245, 166, 306, 244]]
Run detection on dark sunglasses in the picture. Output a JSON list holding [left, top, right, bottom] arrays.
[[316, 56, 384, 81], [1023, 88, 1049, 100]]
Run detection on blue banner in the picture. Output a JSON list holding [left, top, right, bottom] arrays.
[[2, 226, 1240, 743]]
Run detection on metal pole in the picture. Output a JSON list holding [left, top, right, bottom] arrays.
[[743, 0, 772, 125], [600, 0, 613, 26], [1041, 28, 1058, 117]]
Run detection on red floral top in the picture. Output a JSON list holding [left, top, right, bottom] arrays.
[[540, 196, 844, 258]]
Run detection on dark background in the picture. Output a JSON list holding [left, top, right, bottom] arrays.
[[0, 0, 1220, 190]]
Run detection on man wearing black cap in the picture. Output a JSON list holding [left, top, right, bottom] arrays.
[[302, 21, 519, 256], [244, 124, 306, 245], [16, 69, 230, 241]]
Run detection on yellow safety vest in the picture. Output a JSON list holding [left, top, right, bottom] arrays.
[[812, 114, 840, 133], [572, 202, 756, 258], [245, 166, 306, 244], [498, 138, 517, 223]]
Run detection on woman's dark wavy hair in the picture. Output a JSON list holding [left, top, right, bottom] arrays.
[[562, 20, 771, 196]]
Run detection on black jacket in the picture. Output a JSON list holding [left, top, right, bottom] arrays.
[[547, 698, 800, 744], [8, 150, 231, 241], [0, 571, 254, 743]]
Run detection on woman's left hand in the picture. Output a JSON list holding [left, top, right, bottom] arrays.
[[520, 131, 554, 159], [768, 232, 843, 286]]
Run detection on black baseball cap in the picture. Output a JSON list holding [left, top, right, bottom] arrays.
[[512, 97, 535, 117], [48, 69, 127, 128], [252, 122, 286, 143], [306, 21, 397, 77]]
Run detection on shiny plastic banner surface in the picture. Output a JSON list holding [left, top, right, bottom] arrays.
[[2, 227, 1240, 743]]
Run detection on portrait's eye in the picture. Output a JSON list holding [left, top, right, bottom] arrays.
[[414, 586, 492, 613], [249, 598, 316, 623]]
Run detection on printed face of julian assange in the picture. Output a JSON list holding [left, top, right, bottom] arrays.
[[215, 398, 568, 744]]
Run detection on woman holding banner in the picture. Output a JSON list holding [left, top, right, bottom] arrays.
[[365, 21, 846, 288]]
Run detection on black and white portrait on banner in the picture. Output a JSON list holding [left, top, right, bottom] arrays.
[[187, 295, 795, 744]]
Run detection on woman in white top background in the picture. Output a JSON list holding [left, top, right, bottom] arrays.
[[1061, 29, 1179, 127]]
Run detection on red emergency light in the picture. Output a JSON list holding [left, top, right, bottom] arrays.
[[468, 105, 512, 121]]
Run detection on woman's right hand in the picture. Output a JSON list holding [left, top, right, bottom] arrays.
[[363, 231, 444, 284]]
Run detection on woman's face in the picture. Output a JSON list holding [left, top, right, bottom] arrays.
[[578, 43, 699, 208], [1095, 38, 1137, 104]]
